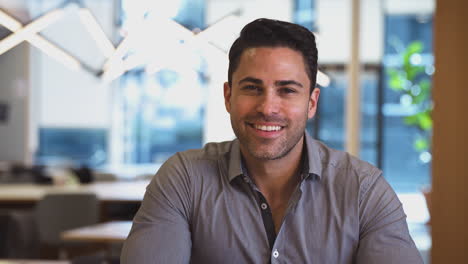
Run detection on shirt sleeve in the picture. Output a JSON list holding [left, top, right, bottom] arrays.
[[355, 172, 423, 264], [121, 153, 192, 264]]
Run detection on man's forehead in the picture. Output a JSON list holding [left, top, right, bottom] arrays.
[[240, 46, 301, 60], [244, 48, 257, 57]]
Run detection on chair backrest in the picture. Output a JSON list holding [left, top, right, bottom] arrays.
[[0, 210, 39, 258], [35, 193, 99, 246]]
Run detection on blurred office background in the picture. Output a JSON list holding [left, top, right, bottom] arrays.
[[0, 0, 436, 262]]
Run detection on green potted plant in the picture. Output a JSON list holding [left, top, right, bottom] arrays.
[[387, 40, 434, 222], [387, 41, 433, 160]]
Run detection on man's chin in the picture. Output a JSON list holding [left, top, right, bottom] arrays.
[[247, 147, 286, 161]]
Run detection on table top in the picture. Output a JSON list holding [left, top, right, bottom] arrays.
[[61, 220, 132, 243], [0, 180, 150, 203]]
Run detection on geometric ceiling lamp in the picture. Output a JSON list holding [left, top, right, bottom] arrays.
[[99, 33, 134, 82], [100, 6, 330, 87], [144, 13, 243, 76], [0, 7, 82, 70], [100, 15, 193, 83], [0, 0, 117, 76], [77, 7, 115, 59]]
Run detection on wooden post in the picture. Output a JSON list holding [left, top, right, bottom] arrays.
[[345, 0, 361, 156], [431, 0, 468, 262]]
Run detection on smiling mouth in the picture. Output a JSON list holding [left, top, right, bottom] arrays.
[[247, 123, 285, 132]]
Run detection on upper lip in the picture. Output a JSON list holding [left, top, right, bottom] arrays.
[[251, 122, 284, 127]]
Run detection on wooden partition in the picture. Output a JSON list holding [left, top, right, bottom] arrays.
[[431, 0, 468, 262]]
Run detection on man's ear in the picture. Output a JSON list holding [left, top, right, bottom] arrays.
[[308, 87, 320, 119], [224, 82, 232, 113]]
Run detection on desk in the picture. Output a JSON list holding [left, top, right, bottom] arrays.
[[61, 221, 131, 262], [61, 221, 132, 243], [0, 181, 150, 203], [0, 181, 149, 220]]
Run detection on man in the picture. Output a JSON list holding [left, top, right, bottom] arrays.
[[121, 18, 423, 263]]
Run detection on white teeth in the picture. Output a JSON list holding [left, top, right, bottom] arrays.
[[254, 125, 282, 131]]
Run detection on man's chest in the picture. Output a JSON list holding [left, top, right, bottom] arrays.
[[188, 186, 360, 264]]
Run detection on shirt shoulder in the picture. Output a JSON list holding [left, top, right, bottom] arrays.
[[145, 141, 236, 216], [177, 140, 234, 163], [154, 140, 235, 186], [313, 139, 380, 175], [312, 139, 383, 199]]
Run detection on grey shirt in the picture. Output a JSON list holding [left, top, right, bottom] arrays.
[[121, 132, 423, 263]]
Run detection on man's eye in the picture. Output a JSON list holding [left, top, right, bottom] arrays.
[[242, 85, 260, 91], [281, 88, 296, 94]]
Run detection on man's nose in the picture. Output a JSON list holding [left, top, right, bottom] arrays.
[[256, 92, 280, 115]]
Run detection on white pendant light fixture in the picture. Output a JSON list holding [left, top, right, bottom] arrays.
[[77, 8, 115, 58], [0, 8, 64, 56], [100, 32, 134, 82], [0, 2, 330, 86], [0, 2, 117, 74], [0, 8, 81, 70]]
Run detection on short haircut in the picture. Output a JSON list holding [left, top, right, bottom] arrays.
[[228, 18, 318, 94]]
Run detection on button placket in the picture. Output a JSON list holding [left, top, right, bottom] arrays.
[[257, 192, 276, 250]]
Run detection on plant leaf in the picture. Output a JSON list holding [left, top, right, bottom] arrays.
[[418, 111, 433, 131], [404, 114, 419, 126], [388, 69, 405, 91], [414, 138, 429, 151]]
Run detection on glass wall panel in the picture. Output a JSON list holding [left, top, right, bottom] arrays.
[[311, 69, 379, 166], [383, 14, 433, 193]]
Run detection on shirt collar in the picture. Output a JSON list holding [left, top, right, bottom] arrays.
[[227, 131, 322, 183], [304, 131, 322, 179], [227, 139, 243, 182]]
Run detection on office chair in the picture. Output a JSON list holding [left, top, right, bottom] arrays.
[[0, 209, 39, 258], [35, 193, 99, 258]]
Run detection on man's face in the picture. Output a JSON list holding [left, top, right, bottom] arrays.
[[224, 47, 320, 160]]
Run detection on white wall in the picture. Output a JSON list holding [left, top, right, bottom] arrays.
[[0, 42, 30, 163], [32, 1, 115, 129], [0, 3, 31, 163]]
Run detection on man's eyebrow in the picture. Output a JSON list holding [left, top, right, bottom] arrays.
[[238, 77, 263, 85], [275, 80, 303, 88], [238, 77, 303, 88]]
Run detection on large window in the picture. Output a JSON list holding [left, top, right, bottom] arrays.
[[310, 67, 381, 167], [36, 127, 107, 167], [117, 69, 206, 164], [117, 0, 206, 164]]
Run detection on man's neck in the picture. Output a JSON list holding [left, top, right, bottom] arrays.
[[241, 137, 305, 198]]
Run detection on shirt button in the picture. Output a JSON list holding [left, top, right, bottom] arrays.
[[273, 249, 279, 258], [261, 203, 268, 210]]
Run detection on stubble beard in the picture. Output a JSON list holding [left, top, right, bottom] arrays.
[[230, 114, 308, 161]]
